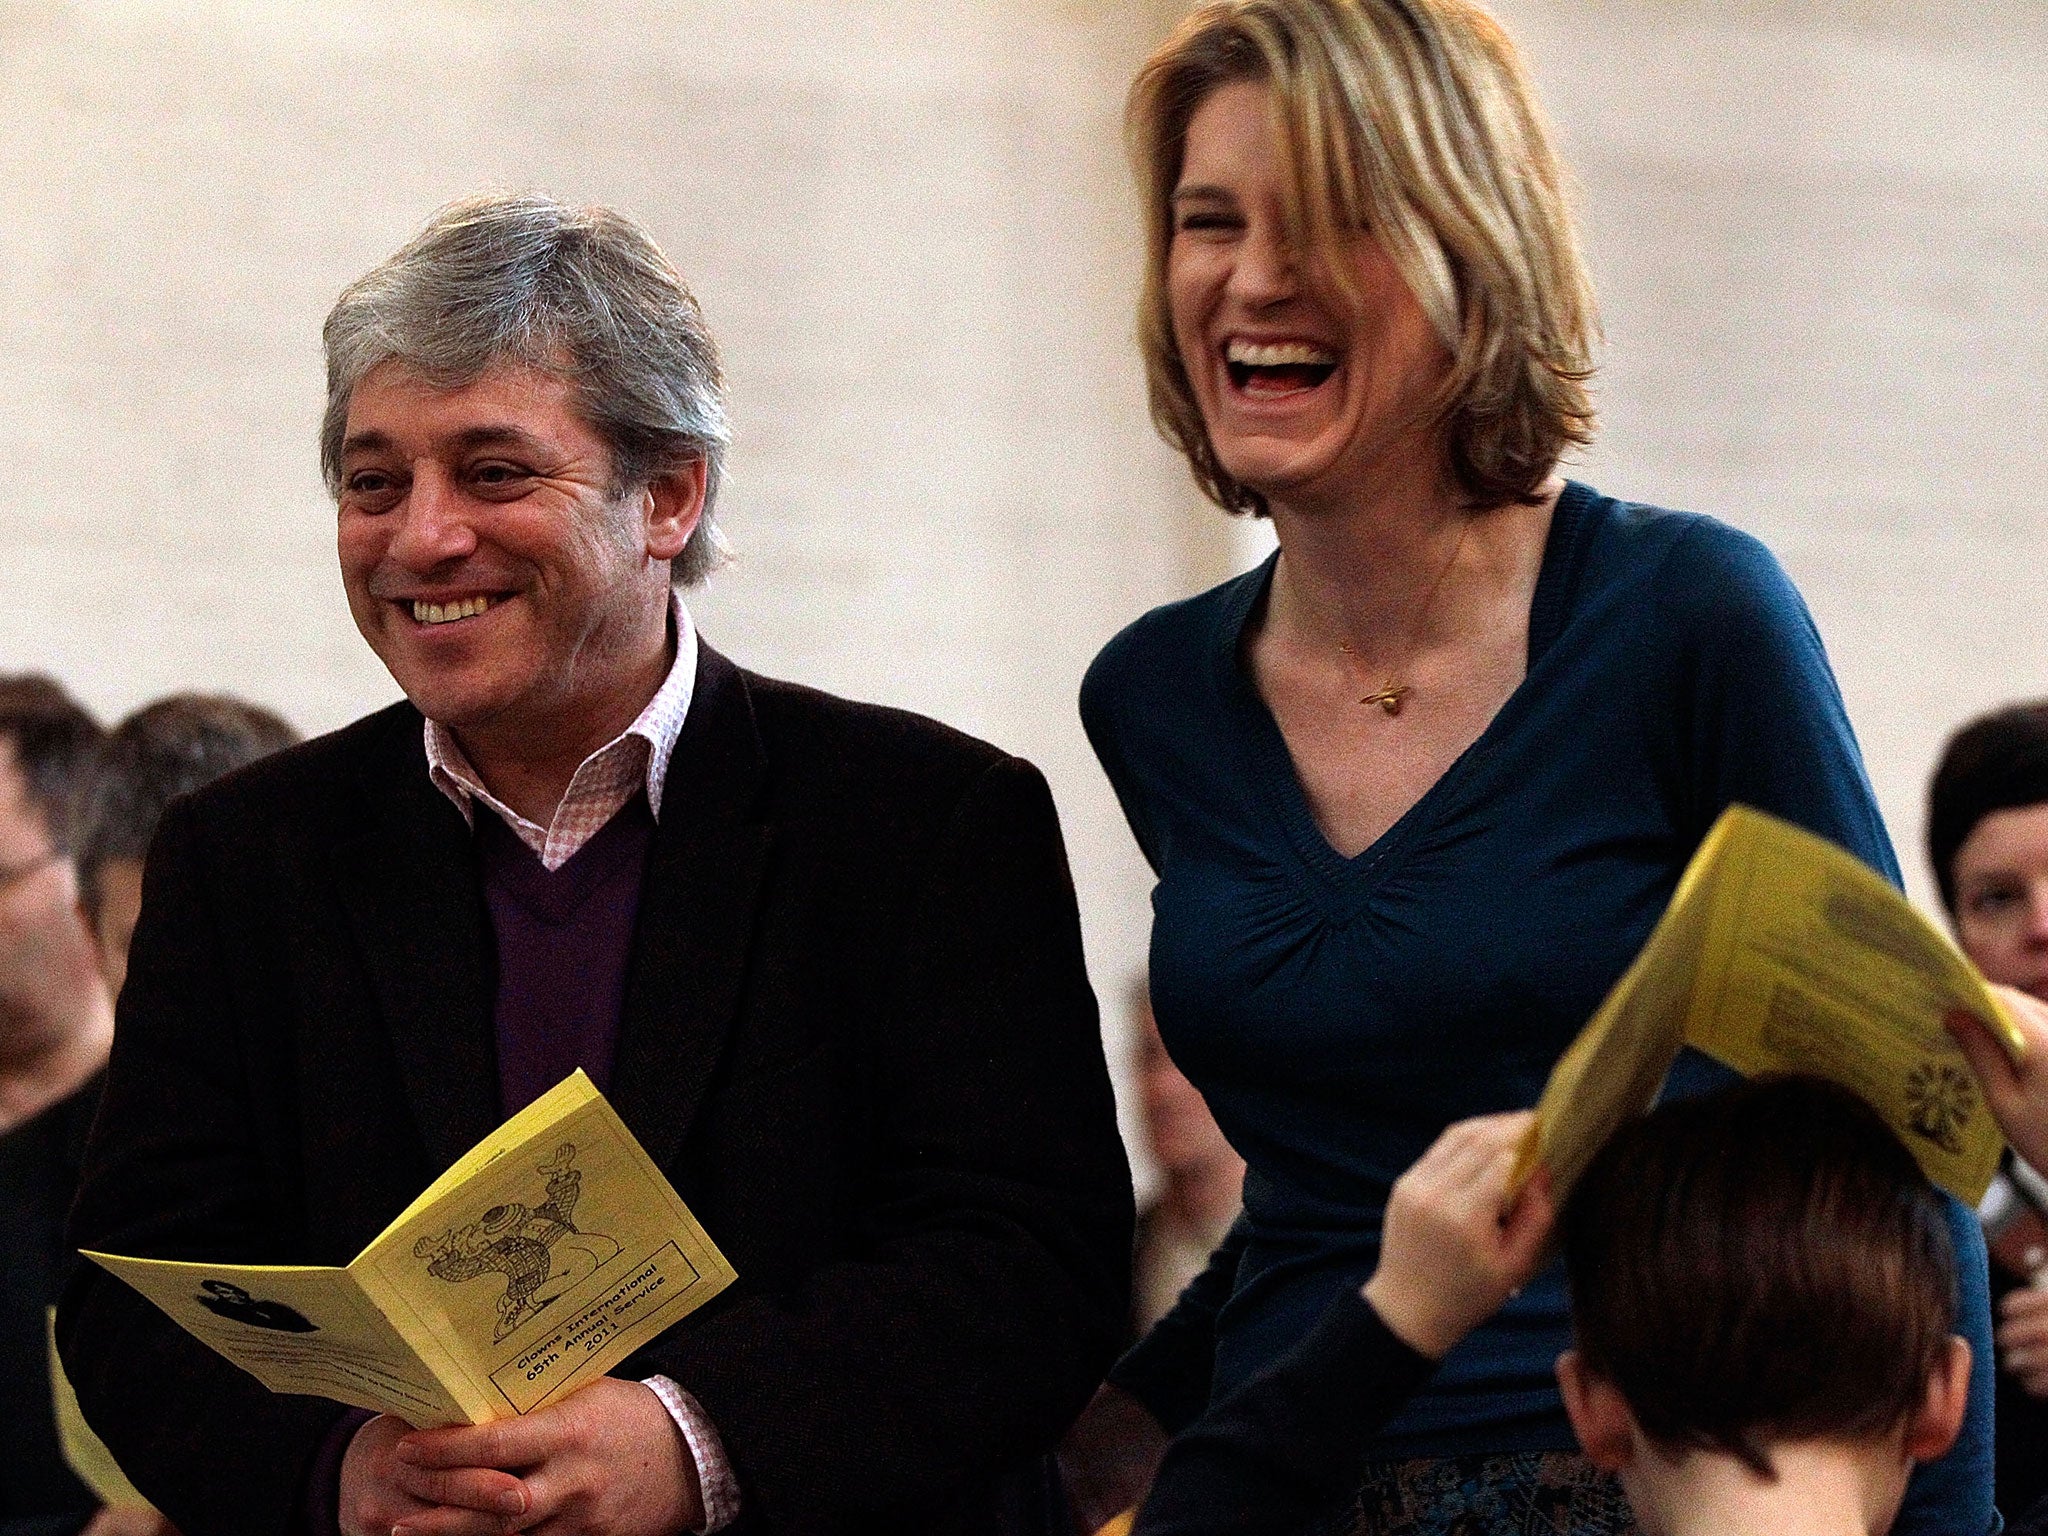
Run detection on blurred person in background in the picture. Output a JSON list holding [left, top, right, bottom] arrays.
[[1130, 981, 1244, 1335], [1066, 0, 1996, 1531], [1929, 699, 2048, 1519], [4, 689, 294, 1536], [0, 675, 107, 1536], [59, 193, 1131, 1536], [70, 696, 300, 1005], [1949, 985, 2048, 1536], [0, 677, 106, 1138]]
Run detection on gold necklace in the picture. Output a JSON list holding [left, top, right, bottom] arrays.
[[1333, 519, 1471, 716]]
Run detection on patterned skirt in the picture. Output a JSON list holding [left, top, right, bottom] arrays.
[[1319, 1451, 1638, 1536]]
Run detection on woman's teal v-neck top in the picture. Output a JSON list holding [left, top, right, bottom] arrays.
[[1080, 482, 1994, 1526]]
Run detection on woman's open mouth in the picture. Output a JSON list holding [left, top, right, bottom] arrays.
[[1223, 338, 1339, 398]]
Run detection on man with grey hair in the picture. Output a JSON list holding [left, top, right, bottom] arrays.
[[60, 194, 1132, 1536]]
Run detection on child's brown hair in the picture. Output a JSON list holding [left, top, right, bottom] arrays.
[[1562, 1074, 1957, 1475]]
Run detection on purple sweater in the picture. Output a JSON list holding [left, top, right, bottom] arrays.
[[475, 793, 655, 1112], [302, 797, 656, 1529]]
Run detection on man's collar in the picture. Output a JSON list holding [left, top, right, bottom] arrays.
[[422, 589, 699, 832], [632, 590, 699, 820]]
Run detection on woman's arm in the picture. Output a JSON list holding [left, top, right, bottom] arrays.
[[1668, 521, 1993, 1533], [1134, 1115, 1554, 1536], [1105, 1221, 1246, 1435], [1056, 1224, 1245, 1532]]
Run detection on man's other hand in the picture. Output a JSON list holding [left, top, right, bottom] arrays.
[[1363, 1110, 1556, 1360], [378, 1377, 704, 1536], [1948, 985, 2048, 1173]]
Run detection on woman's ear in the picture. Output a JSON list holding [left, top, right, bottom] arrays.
[[1556, 1349, 1637, 1472], [1904, 1336, 1971, 1463]]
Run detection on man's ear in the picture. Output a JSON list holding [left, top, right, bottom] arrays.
[[1557, 1350, 1637, 1472], [1904, 1336, 1971, 1463], [641, 458, 708, 565]]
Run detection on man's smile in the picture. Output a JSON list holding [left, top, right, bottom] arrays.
[[406, 594, 501, 626]]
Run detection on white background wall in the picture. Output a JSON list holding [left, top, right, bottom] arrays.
[[2, 0, 2044, 1179], [1504, 0, 2048, 910]]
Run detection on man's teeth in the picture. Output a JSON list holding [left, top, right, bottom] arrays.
[[1226, 340, 1338, 367], [412, 596, 494, 625]]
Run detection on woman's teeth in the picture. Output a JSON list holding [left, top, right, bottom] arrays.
[[413, 596, 494, 625], [1224, 339, 1339, 395], [1226, 340, 1337, 368]]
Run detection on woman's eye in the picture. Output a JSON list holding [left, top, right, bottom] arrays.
[[1969, 886, 2022, 916], [1175, 211, 1238, 234]]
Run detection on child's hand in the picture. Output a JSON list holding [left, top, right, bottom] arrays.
[[1947, 986, 2048, 1173], [1362, 1111, 1555, 1359]]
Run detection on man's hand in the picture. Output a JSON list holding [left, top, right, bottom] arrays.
[[1948, 986, 2048, 1172], [342, 1413, 527, 1536], [365, 1378, 703, 1536], [1363, 1111, 1556, 1360], [1999, 1287, 2048, 1398], [1056, 1382, 1169, 1536]]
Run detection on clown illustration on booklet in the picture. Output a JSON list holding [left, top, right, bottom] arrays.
[[1516, 804, 2028, 1205], [83, 1071, 735, 1426]]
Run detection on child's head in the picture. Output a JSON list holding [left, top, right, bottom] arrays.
[[1556, 1075, 1969, 1532], [72, 694, 296, 992]]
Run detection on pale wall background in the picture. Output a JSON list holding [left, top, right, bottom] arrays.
[[2, 0, 2044, 1177]]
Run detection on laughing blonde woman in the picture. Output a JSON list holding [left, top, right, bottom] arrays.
[[1069, 2, 1996, 1532]]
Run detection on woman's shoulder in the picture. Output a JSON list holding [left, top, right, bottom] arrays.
[[1079, 558, 1271, 733], [1564, 484, 1812, 646]]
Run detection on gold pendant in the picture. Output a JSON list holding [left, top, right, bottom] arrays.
[[1360, 683, 1410, 715]]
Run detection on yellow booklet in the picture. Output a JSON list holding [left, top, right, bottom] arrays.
[[1515, 805, 2027, 1205], [84, 1071, 736, 1427]]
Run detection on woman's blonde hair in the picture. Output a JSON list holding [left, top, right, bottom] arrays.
[[1129, 0, 1599, 514]]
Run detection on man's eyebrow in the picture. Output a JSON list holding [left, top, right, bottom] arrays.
[[339, 428, 396, 458], [339, 424, 553, 459], [448, 425, 551, 457]]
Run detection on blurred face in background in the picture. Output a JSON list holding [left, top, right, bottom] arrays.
[[0, 735, 104, 1059], [1951, 803, 2048, 1002], [85, 858, 145, 1001], [1134, 996, 1237, 1180], [0, 738, 51, 877]]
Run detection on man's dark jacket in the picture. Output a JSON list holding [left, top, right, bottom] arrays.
[[58, 645, 1134, 1535]]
